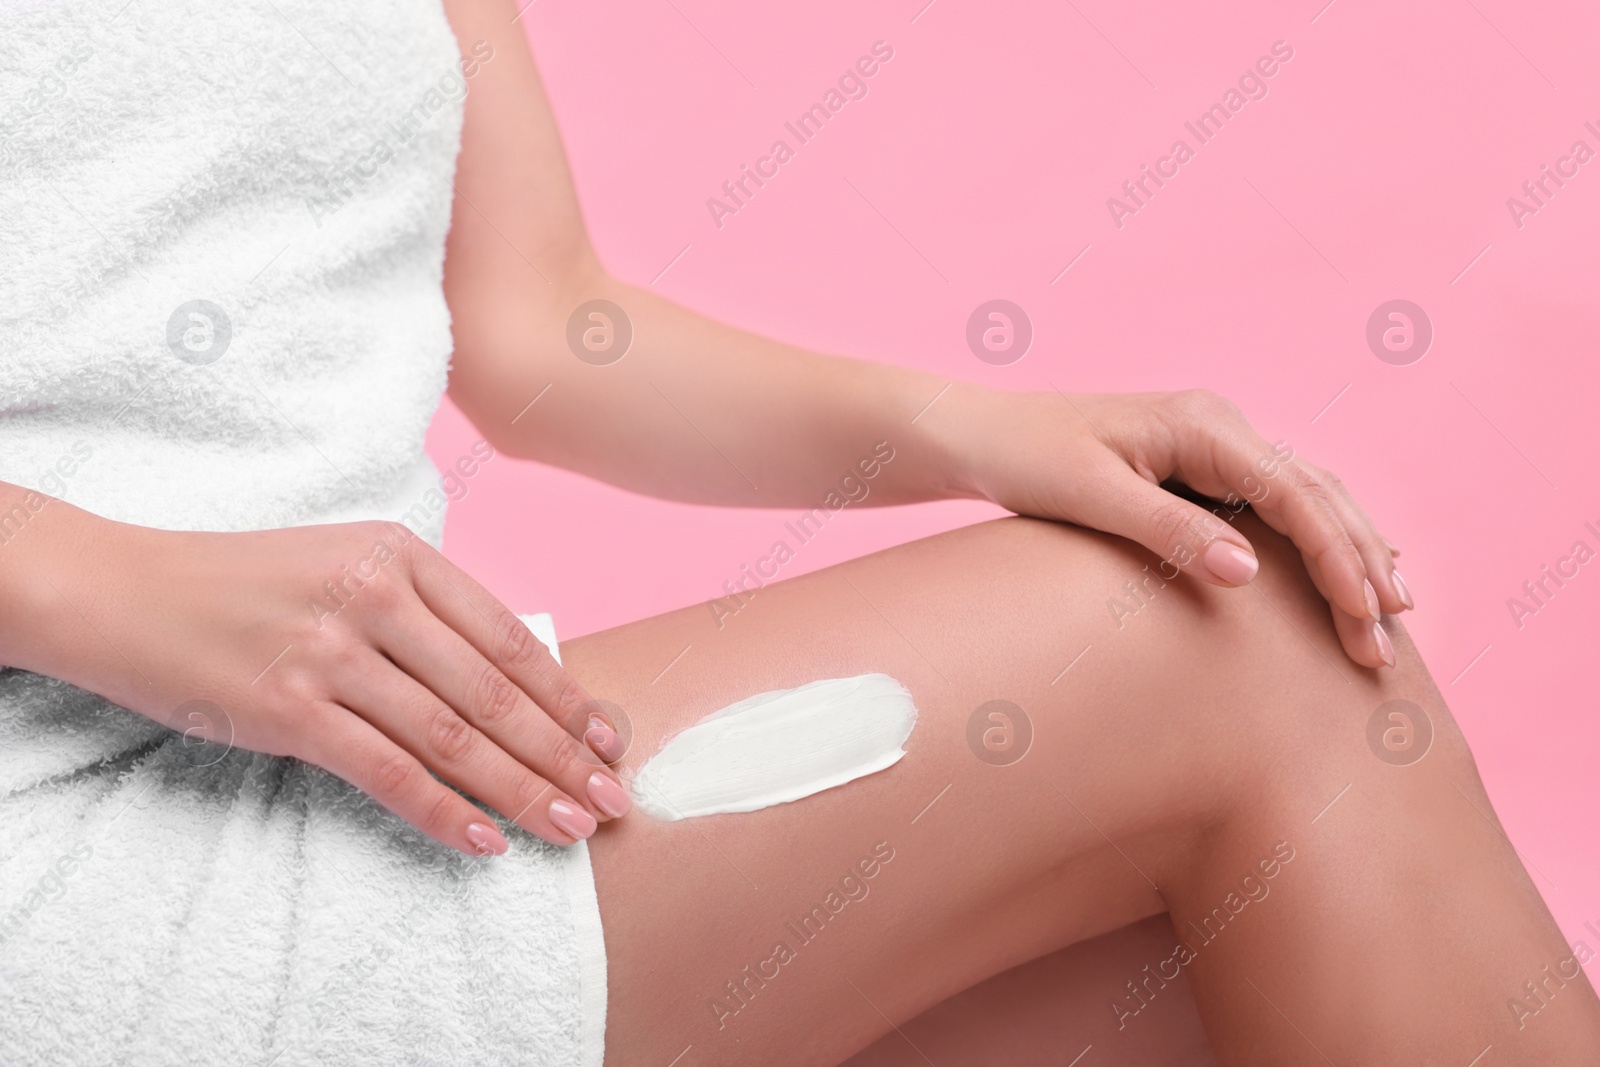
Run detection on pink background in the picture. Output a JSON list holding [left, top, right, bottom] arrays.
[[428, 1, 1600, 967]]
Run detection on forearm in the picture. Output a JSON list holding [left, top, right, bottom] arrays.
[[437, 1, 986, 509], [450, 265, 988, 509], [0, 481, 106, 679]]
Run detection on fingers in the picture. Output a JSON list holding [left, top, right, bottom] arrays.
[[296, 701, 513, 857], [1148, 400, 1381, 620], [407, 545, 625, 761], [1175, 411, 1419, 665], [1289, 465, 1410, 667], [1332, 603, 1396, 670], [369, 602, 629, 825], [1189, 429, 1416, 666], [1205, 443, 1375, 624], [1075, 463, 1260, 586], [1088, 393, 1416, 669], [332, 645, 611, 845], [1075, 462, 1398, 669], [1299, 462, 1413, 615]]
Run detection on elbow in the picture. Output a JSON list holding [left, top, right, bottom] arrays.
[[446, 381, 547, 463], [443, 254, 618, 463]]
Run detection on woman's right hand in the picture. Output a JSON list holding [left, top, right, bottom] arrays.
[[2, 501, 630, 856]]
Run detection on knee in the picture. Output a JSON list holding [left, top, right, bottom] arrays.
[[1073, 507, 1483, 808], [1215, 579, 1483, 829], [1359, 615, 1480, 780], [910, 512, 1478, 796]]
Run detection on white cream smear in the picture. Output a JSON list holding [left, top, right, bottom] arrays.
[[629, 674, 918, 821]]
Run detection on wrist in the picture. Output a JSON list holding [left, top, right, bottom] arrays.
[[0, 492, 124, 677], [915, 381, 1002, 502]]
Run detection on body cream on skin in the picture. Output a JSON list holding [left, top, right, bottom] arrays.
[[629, 674, 918, 821]]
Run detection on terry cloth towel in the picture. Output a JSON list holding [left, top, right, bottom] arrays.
[[0, 1, 608, 1064], [0, 614, 608, 1067]]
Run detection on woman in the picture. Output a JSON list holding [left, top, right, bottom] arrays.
[[2, 1, 1595, 1064]]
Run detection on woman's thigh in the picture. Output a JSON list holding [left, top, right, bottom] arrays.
[[844, 915, 1219, 1067], [561, 515, 1586, 1065], [565, 517, 1207, 1063]]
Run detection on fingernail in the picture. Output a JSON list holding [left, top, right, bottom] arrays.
[[549, 798, 597, 840], [1363, 579, 1381, 620], [1391, 569, 1414, 610], [1373, 621, 1396, 667], [466, 821, 510, 857], [585, 715, 625, 762], [1202, 541, 1259, 586], [587, 772, 632, 818]]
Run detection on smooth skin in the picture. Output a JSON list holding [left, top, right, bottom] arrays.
[[0, 0, 1413, 859], [0, 503, 630, 854], [843, 914, 1221, 1066], [438, 1, 1408, 671], [569, 512, 1600, 1064], [2, 0, 1594, 1063]]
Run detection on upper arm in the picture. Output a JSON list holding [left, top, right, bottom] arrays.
[[439, 0, 602, 427]]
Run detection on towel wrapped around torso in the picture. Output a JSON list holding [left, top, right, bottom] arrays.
[[0, 3, 606, 1063]]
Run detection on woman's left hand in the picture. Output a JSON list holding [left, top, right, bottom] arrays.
[[941, 386, 1411, 669]]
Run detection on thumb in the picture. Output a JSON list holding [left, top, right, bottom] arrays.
[[1076, 466, 1260, 587]]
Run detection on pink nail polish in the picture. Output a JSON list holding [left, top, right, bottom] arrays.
[[1202, 541, 1259, 586], [549, 798, 597, 840], [465, 821, 509, 856], [587, 772, 632, 818], [585, 715, 625, 762], [1391, 569, 1414, 610], [1363, 579, 1381, 620], [1373, 622, 1395, 667]]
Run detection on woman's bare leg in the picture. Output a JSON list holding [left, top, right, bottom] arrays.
[[563, 515, 1600, 1066], [845, 917, 1218, 1067]]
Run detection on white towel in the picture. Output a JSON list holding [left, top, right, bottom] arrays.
[[0, 0, 460, 540], [0, 2, 608, 1063], [0, 615, 607, 1067]]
